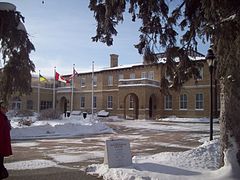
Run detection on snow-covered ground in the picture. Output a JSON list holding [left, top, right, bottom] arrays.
[[9, 114, 113, 140], [6, 114, 240, 180]]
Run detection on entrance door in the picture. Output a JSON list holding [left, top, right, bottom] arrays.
[[149, 96, 153, 118]]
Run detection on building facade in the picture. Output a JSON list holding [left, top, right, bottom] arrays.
[[9, 53, 219, 119]]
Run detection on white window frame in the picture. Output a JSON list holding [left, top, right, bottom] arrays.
[[148, 71, 154, 80], [179, 94, 188, 110], [164, 95, 172, 110], [80, 78, 86, 87], [107, 96, 113, 109], [93, 76, 97, 86], [197, 66, 204, 80], [80, 96, 85, 108], [118, 74, 124, 81], [195, 93, 204, 110], [141, 72, 147, 79], [130, 73, 135, 79], [108, 75, 113, 86]]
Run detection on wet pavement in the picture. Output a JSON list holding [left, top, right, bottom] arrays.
[[5, 119, 220, 180]]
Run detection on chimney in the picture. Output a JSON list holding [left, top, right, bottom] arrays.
[[110, 54, 118, 68]]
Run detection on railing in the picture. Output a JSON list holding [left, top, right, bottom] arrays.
[[118, 78, 160, 87], [56, 86, 72, 93]]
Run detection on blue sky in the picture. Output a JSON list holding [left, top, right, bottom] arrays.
[[3, 0, 209, 77]]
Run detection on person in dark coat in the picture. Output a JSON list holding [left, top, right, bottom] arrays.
[[0, 101, 12, 179]]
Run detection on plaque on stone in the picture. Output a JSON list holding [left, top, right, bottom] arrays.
[[104, 138, 132, 168]]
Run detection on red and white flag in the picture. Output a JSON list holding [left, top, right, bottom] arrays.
[[55, 71, 70, 83]]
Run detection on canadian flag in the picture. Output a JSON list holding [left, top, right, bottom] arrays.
[[55, 72, 70, 83]]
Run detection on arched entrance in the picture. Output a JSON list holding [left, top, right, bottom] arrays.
[[60, 97, 67, 115], [124, 93, 139, 119], [149, 94, 157, 119]]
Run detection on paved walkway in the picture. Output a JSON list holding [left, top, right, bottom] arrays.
[[8, 167, 99, 180], [6, 119, 220, 179]]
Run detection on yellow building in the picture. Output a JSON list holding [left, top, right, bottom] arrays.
[[9, 52, 219, 119]]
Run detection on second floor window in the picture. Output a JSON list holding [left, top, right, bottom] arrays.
[[141, 72, 147, 79], [148, 71, 154, 80], [93, 76, 97, 86], [80, 96, 85, 108], [108, 75, 113, 86], [118, 74, 124, 81], [107, 96, 113, 109], [197, 66, 204, 80], [165, 95, 172, 110], [80, 78, 86, 87], [180, 94, 188, 110], [130, 73, 135, 79]]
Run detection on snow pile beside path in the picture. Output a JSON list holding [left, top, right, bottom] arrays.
[[159, 116, 219, 123], [133, 139, 220, 171], [5, 160, 58, 170], [87, 139, 225, 180], [10, 116, 113, 140]]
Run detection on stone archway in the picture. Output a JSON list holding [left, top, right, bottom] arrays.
[[60, 97, 67, 115], [123, 93, 139, 119], [149, 94, 157, 119]]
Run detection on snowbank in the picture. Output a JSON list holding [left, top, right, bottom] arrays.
[[86, 139, 239, 180], [10, 115, 113, 140]]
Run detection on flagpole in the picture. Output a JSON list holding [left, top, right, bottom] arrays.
[[53, 67, 56, 110], [38, 70, 40, 113], [71, 64, 75, 112], [92, 61, 94, 119]]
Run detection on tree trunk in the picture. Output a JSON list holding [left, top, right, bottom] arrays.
[[220, 77, 240, 173]]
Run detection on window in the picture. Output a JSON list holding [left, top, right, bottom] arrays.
[[108, 75, 113, 86], [148, 71, 154, 80], [165, 70, 172, 82], [196, 93, 204, 110], [93, 76, 97, 86], [80, 78, 86, 87], [107, 96, 113, 109], [129, 95, 134, 109], [40, 101, 52, 110], [165, 95, 172, 110], [80, 96, 85, 108], [27, 100, 33, 110], [141, 72, 147, 79], [197, 67, 203, 80], [118, 74, 124, 81], [93, 96, 97, 108], [180, 94, 188, 110], [12, 102, 21, 110], [130, 73, 135, 79]]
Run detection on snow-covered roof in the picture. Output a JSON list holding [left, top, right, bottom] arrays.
[[78, 55, 204, 76]]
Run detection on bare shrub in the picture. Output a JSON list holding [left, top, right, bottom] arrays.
[[39, 109, 62, 120], [15, 110, 34, 117]]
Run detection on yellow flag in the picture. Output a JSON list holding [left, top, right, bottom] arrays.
[[39, 74, 48, 82]]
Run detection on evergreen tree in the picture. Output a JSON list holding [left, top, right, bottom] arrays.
[[0, 3, 35, 103], [89, 0, 240, 170]]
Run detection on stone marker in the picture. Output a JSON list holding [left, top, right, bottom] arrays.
[[104, 138, 132, 168]]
